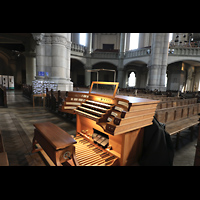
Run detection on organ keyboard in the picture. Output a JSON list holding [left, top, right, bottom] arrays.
[[60, 81, 159, 166], [58, 91, 89, 114]]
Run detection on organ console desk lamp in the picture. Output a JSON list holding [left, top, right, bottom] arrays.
[[33, 81, 159, 166]]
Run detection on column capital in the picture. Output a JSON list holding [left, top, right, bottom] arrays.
[[51, 34, 71, 49], [32, 33, 45, 45]]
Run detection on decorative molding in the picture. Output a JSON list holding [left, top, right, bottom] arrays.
[[32, 33, 45, 45], [32, 33, 71, 49], [51, 35, 71, 49]]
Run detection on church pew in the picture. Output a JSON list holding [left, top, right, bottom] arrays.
[[0, 130, 9, 166], [0, 85, 7, 108], [156, 98, 197, 110], [155, 103, 200, 149]]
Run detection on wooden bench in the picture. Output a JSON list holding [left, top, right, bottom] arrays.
[[32, 122, 79, 166], [194, 123, 200, 166], [155, 103, 200, 149], [0, 130, 9, 166], [0, 85, 7, 108], [156, 98, 197, 110]]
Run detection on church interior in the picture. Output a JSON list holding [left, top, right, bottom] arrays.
[[1, 33, 200, 166]]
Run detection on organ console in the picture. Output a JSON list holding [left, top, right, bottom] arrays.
[[59, 81, 160, 166], [58, 91, 89, 114]]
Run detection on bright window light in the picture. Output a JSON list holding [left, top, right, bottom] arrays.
[[79, 33, 86, 46], [169, 33, 173, 42], [128, 72, 136, 87], [129, 33, 139, 50]]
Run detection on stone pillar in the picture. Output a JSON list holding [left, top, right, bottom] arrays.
[[146, 33, 169, 91], [159, 33, 169, 91], [119, 33, 127, 58], [32, 33, 45, 81], [44, 33, 52, 78], [51, 33, 73, 91], [117, 69, 125, 88], [84, 66, 92, 87], [24, 52, 36, 85], [86, 33, 92, 55], [138, 33, 145, 48]]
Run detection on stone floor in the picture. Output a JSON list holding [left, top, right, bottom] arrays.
[[0, 90, 76, 166], [0, 89, 199, 166]]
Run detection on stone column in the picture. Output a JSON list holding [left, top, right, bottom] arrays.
[[119, 33, 127, 58], [44, 33, 52, 78], [86, 33, 92, 55], [84, 66, 92, 87], [146, 33, 169, 91], [32, 33, 45, 81], [159, 33, 169, 91], [117, 69, 125, 88], [51, 33, 73, 91], [24, 52, 36, 85]]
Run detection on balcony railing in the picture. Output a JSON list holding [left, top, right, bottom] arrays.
[[168, 47, 200, 56], [71, 43, 86, 53], [125, 48, 151, 58], [71, 43, 200, 60], [91, 51, 119, 59]]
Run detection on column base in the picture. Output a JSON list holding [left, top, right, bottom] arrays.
[[57, 82, 73, 91], [146, 85, 166, 91], [50, 77, 73, 91]]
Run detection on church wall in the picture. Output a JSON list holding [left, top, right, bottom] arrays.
[[93, 33, 120, 50]]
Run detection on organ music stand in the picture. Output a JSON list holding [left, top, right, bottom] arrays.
[[89, 81, 119, 99]]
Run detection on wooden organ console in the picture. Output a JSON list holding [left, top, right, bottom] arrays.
[[58, 91, 89, 114], [59, 81, 160, 166]]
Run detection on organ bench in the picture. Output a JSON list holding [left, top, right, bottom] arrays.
[[32, 122, 79, 166]]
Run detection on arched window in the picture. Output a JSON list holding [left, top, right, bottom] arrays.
[[79, 33, 86, 46], [128, 72, 136, 87], [129, 33, 139, 50]]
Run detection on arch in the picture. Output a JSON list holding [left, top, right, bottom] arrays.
[[70, 58, 85, 87], [168, 56, 200, 65], [91, 59, 118, 67], [123, 60, 148, 89], [124, 59, 148, 68], [70, 55, 86, 65], [91, 62, 117, 82], [123, 57, 149, 66]]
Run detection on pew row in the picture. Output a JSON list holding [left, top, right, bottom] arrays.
[[155, 103, 200, 148], [0, 130, 9, 166]]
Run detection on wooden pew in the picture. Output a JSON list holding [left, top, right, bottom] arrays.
[[194, 122, 200, 166], [155, 103, 200, 149], [156, 98, 197, 110], [0, 85, 7, 108], [45, 89, 68, 112], [22, 84, 32, 99], [0, 130, 9, 166]]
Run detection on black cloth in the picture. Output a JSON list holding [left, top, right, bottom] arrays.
[[138, 117, 174, 166]]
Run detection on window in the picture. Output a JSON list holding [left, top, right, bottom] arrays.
[[103, 44, 114, 50], [79, 33, 86, 46], [165, 73, 168, 87], [128, 72, 136, 87], [169, 33, 173, 42], [129, 33, 139, 50]]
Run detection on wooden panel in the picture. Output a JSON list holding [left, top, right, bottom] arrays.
[[33, 122, 76, 150]]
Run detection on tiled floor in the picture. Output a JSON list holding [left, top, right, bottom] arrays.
[[0, 90, 199, 166], [0, 90, 76, 166]]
